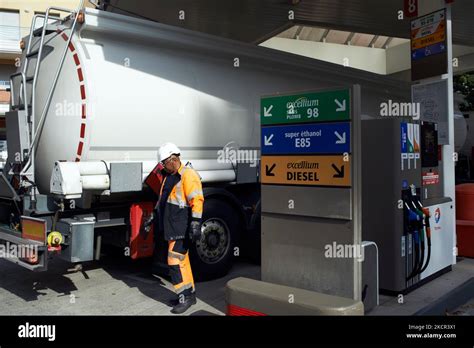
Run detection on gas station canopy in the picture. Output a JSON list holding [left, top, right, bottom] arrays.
[[102, 0, 474, 45]]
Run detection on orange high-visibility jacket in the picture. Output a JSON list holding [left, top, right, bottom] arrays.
[[159, 162, 204, 240]]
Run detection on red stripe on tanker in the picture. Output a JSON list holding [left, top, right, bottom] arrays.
[[73, 53, 80, 66], [80, 123, 86, 138], [77, 141, 84, 157], [57, 29, 88, 161], [77, 68, 84, 82], [80, 85, 86, 100]]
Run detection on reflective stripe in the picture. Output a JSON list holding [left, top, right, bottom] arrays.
[[175, 282, 194, 294], [178, 164, 188, 175], [175, 180, 185, 208], [168, 256, 180, 266], [167, 196, 179, 205], [187, 189, 203, 201], [167, 197, 189, 207], [192, 211, 202, 219], [168, 251, 185, 261]]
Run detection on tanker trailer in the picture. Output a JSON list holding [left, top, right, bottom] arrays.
[[0, 4, 410, 278]]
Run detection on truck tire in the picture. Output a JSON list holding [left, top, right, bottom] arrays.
[[190, 199, 239, 281]]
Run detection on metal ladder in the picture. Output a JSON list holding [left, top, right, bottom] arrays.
[[9, 0, 85, 178]]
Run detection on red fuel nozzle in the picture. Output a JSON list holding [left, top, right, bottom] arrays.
[[422, 207, 431, 238]]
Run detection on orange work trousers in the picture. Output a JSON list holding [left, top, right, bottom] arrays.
[[167, 239, 195, 296]]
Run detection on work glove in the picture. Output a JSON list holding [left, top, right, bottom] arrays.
[[143, 213, 155, 233], [189, 220, 202, 243]]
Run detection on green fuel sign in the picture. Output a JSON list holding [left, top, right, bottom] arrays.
[[261, 89, 350, 125]]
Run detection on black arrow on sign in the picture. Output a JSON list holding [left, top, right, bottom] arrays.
[[332, 164, 344, 178], [266, 163, 276, 176]]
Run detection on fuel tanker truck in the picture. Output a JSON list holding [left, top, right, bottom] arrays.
[[0, 3, 410, 279]]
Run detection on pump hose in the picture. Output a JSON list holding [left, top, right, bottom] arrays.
[[419, 213, 432, 274], [407, 231, 420, 281], [415, 230, 425, 276], [414, 211, 426, 276], [419, 238, 432, 274]]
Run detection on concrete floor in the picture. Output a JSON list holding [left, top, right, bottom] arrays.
[[0, 253, 260, 316], [450, 296, 474, 316], [0, 252, 472, 316], [368, 257, 474, 316]]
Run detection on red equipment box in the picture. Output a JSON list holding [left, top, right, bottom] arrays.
[[130, 202, 155, 259], [456, 220, 474, 258]]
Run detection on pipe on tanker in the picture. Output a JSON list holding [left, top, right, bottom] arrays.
[[77, 160, 234, 176], [76, 162, 109, 176], [140, 169, 236, 183], [53, 161, 237, 194], [81, 175, 110, 190], [80, 169, 235, 190], [198, 170, 236, 183]]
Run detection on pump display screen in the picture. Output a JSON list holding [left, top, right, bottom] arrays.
[[421, 122, 438, 168]]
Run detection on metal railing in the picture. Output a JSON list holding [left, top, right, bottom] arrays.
[[8, 0, 86, 178], [9, 72, 27, 110]]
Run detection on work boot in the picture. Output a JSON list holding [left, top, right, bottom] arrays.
[[170, 292, 197, 314], [167, 297, 179, 306]]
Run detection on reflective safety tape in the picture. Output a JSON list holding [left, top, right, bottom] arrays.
[[192, 211, 202, 219], [175, 282, 194, 294], [167, 198, 189, 208], [168, 251, 185, 261], [175, 181, 186, 208], [187, 189, 203, 201]]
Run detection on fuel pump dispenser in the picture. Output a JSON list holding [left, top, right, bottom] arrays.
[[361, 118, 454, 294], [417, 121, 454, 282]]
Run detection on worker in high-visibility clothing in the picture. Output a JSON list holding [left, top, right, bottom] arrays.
[[146, 142, 204, 314]]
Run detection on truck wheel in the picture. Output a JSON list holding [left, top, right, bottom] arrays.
[[190, 199, 239, 281]]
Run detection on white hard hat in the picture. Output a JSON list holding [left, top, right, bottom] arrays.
[[158, 143, 181, 163]]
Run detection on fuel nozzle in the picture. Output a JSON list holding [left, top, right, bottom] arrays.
[[422, 207, 431, 238], [407, 208, 419, 223], [407, 186, 424, 230], [413, 205, 425, 231], [406, 206, 421, 233]]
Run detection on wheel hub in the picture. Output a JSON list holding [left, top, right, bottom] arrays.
[[196, 218, 230, 264]]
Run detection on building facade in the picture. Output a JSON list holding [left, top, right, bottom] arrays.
[[0, 0, 93, 142], [0, 0, 92, 113]]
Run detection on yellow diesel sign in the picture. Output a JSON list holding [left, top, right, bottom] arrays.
[[411, 31, 446, 50], [261, 155, 351, 187]]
